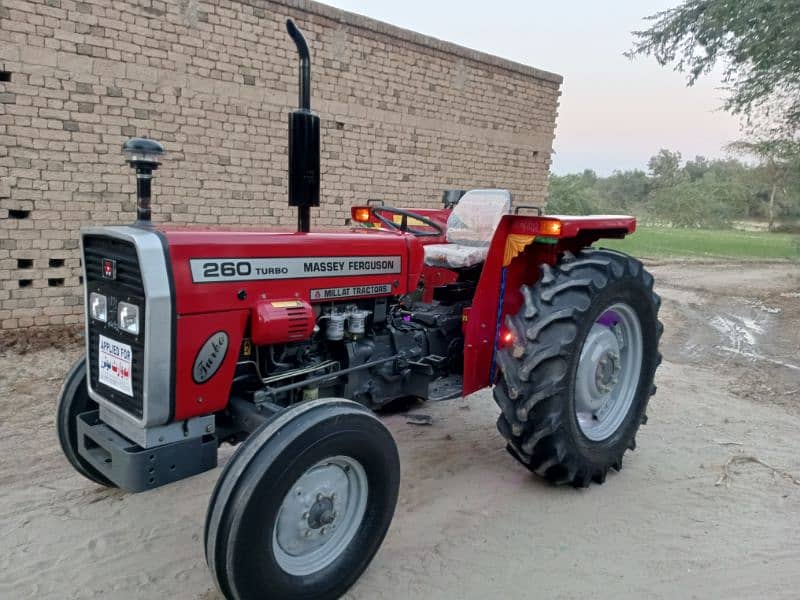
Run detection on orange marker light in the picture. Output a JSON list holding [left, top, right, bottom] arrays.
[[539, 219, 562, 237], [502, 331, 514, 345], [352, 207, 371, 223]]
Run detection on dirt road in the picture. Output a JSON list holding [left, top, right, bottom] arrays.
[[1, 261, 799, 600]]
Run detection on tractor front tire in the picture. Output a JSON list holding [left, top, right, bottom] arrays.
[[56, 356, 115, 487], [205, 399, 400, 600], [494, 248, 662, 487]]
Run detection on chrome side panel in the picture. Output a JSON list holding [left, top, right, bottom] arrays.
[[81, 226, 172, 435]]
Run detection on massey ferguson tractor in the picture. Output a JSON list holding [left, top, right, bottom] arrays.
[[56, 19, 661, 600]]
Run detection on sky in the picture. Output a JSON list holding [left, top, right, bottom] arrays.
[[320, 0, 743, 175]]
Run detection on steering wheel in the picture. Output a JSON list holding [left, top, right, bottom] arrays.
[[370, 206, 445, 238]]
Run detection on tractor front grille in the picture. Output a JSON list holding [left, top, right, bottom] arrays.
[[83, 235, 146, 419]]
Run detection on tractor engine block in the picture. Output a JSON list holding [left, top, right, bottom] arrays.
[[233, 297, 466, 410]]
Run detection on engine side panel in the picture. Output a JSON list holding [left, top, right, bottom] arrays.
[[174, 309, 248, 420]]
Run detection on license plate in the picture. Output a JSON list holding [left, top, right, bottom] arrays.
[[98, 334, 133, 397]]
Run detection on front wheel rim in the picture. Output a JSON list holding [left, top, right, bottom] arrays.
[[272, 455, 369, 576], [574, 302, 643, 441]]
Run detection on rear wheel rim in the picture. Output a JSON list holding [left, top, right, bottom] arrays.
[[574, 302, 643, 441], [272, 455, 369, 576]]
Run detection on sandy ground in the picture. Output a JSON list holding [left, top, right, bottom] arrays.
[[1, 260, 799, 600]]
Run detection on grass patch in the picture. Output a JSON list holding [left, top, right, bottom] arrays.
[[601, 226, 800, 260]]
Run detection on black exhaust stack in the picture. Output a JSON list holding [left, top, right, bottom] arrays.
[[286, 19, 320, 233]]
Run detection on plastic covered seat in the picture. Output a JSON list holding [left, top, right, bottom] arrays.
[[423, 189, 512, 268]]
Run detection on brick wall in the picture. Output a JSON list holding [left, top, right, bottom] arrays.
[[0, 0, 562, 330]]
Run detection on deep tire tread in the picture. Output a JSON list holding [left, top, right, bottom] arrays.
[[494, 249, 662, 488]]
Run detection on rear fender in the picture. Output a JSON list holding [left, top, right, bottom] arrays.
[[461, 214, 636, 396]]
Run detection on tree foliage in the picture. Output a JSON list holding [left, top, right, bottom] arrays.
[[628, 0, 800, 140], [648, 149, 685, 187], [546, 149, 800, 229], [728, 137, 800, 229]]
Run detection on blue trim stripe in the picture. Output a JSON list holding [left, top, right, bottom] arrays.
[[489, 266, 508, 383]]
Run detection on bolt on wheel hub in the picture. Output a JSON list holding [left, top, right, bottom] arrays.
[[306, 494, 336, 529], [594, 350, 621, 394]]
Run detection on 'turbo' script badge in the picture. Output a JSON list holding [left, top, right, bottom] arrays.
[[193, 331, 229, 383]]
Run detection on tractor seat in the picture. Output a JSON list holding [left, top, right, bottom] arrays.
[[423, 189, 512, 269]]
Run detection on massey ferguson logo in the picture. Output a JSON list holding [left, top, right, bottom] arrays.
[[102, 258, 116, 280]]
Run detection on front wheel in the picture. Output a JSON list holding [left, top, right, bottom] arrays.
[[56, 356, 115, 487], [494, 248, 662, 487], [205, 399, 400, 600]]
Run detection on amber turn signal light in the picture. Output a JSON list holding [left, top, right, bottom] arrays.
[[352, 207, 371, 223], [538, 219, 562, 237]]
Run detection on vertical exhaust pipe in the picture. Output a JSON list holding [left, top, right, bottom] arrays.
[[286, 19, 320, 233], [287, 19, 311, 111], [122, 137, 164, 227]]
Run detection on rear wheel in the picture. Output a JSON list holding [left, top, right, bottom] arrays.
[[56, 356, 115, 487], [494, 248, 662, 487], [205, 399, 400, 600]]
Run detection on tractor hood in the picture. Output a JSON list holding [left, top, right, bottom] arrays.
[[159, 227, 426, 315]]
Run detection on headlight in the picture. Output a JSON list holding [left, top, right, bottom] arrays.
[[90, 292, 107, 322], [118, 302, 140, 335]]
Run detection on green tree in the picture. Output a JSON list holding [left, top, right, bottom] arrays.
[[546, 173, 599, 215], [596, 170, 650, 212], [546, 149, 798, 229], [648, 149, 684, 187], [684, 156, 710, 182], [729, 139, 800, 229], [628, 0, 800, 140], [647, 172, 745, 228]]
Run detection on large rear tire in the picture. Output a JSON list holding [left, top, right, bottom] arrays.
[[56, 356, 115, 487], [494, 248, 662, 487], [205, 399, 400, 600]]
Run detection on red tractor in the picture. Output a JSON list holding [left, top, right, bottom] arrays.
[[57, 20, 661, 600]]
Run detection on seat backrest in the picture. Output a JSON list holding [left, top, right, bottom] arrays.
[[446, 189, 512, 246]]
